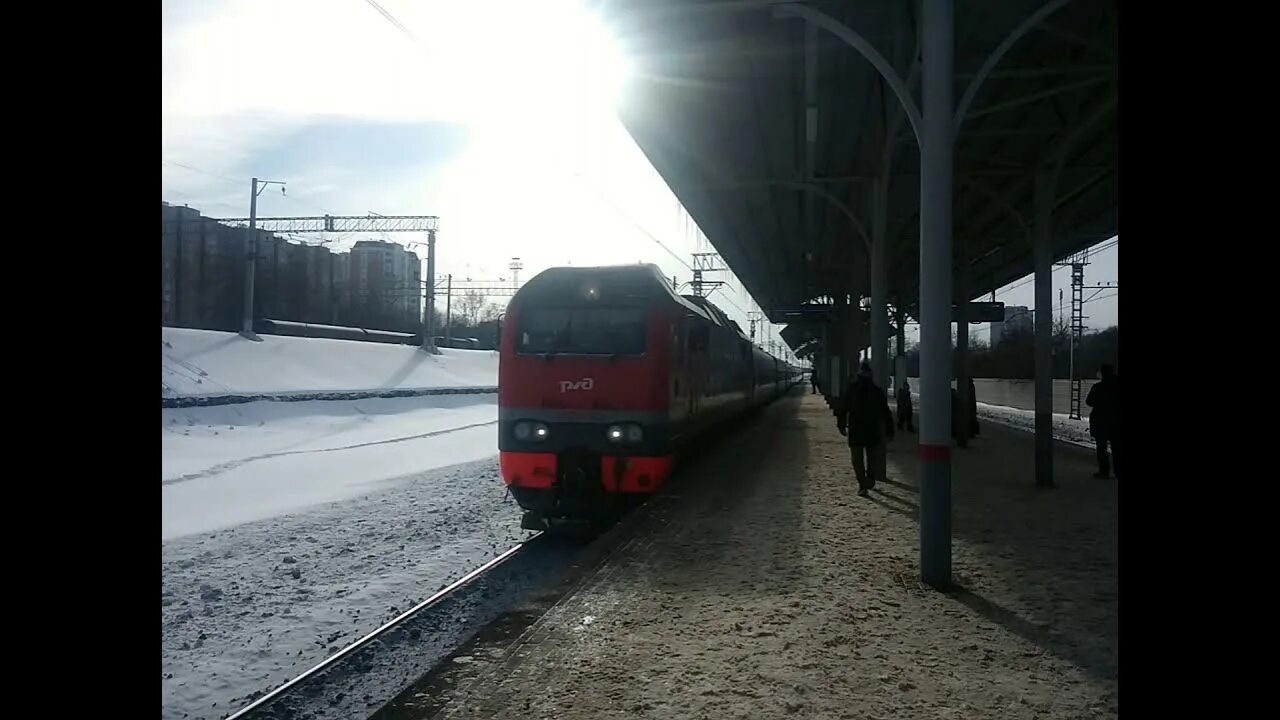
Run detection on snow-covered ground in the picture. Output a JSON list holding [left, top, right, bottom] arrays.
[[162, 395, 501, 539], [161, 457, 532, 720], [906, 391, 1096, 447], [975, 401, 1095, 446], [162, 327, 498, 398], [161, 329, 519, 719]]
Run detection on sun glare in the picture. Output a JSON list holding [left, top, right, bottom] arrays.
[[459, 0, 632, 133]]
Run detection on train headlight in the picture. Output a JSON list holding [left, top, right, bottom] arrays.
[[514, 421, 550, 442], [606, 423, 643, 444]]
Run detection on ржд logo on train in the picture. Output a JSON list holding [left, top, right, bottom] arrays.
[[558, 378, 594, 393]]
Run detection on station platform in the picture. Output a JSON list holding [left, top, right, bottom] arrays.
[[429, 392, 1117, 719]]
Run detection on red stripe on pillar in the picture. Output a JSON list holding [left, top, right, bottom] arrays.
[[919, 444, 951, 461]]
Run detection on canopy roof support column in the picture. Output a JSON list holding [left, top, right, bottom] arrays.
[[917, 0, 955, 589]]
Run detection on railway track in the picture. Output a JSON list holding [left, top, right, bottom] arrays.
[[225, 532, 574, 720]]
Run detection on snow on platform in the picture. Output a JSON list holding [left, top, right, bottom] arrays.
[[162, 327, 498, 398]]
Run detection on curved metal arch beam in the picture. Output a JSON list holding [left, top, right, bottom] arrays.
[[954, 0, 1077, 131], [780, 181, 871, 253], [774, 3, 923, 144], [880, 2, 924, 177], [882, 56, 922, 181]]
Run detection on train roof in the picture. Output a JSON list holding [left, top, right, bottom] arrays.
[[516, 264, 794, 363], [681, 294, 750, 342], [515, 264, 714, 322]]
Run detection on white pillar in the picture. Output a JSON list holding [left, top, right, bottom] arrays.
[[918, 0, 954, 589], [1033, 173, 1055, 487]]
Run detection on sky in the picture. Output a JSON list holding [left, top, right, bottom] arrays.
[[935, 237, 1118, 349], [162, 0, 1116, 361]]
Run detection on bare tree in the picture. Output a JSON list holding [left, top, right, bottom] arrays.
[[480, 302, 504, 322], [458, 290, 487, 326]]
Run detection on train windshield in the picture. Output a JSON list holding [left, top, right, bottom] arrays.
[[517, 306, 647, 355]]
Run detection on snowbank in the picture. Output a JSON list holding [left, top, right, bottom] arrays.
[[162, 327, 498, 398], [976, 401, 1095, 447], [162, 395, 499, 539], [907, 392, 1096, 447]]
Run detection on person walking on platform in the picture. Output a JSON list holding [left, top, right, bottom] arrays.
[[1086, 363, 1119, 479], [810, 370, 818, 395], [896, 381, 916, 433], [838, 361, 894, 497]]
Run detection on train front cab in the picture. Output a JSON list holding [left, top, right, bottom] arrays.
[[497, 285, 678, 529], [500, 450, 674, 528]]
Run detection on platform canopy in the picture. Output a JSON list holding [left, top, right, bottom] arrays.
[[601, 0, 1117, 349]]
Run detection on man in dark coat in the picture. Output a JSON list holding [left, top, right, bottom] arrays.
[[838, 362, 895, 496], [810, 370, 819, 394], [1086, 363, 1118, 478], [896, 381, 915, 433]]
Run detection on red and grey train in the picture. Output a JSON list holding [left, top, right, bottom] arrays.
[[498, 263, 802, 528]]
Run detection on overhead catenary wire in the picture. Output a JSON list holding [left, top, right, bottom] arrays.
[[902, 287, 1118, 343], [991, 237, 1117, 298], [163, 158, 341, 217], [362, 0, 416, 41]]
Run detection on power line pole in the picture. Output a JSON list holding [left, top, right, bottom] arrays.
[[241, 177, 286, 340], [509, 258, 523, 287], [747, 311, 763, 341], [690, 253, 726, 297], [444, 274, 453, 347], [422, 228, 438, 353], [1056, 249, 1091, 419]]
